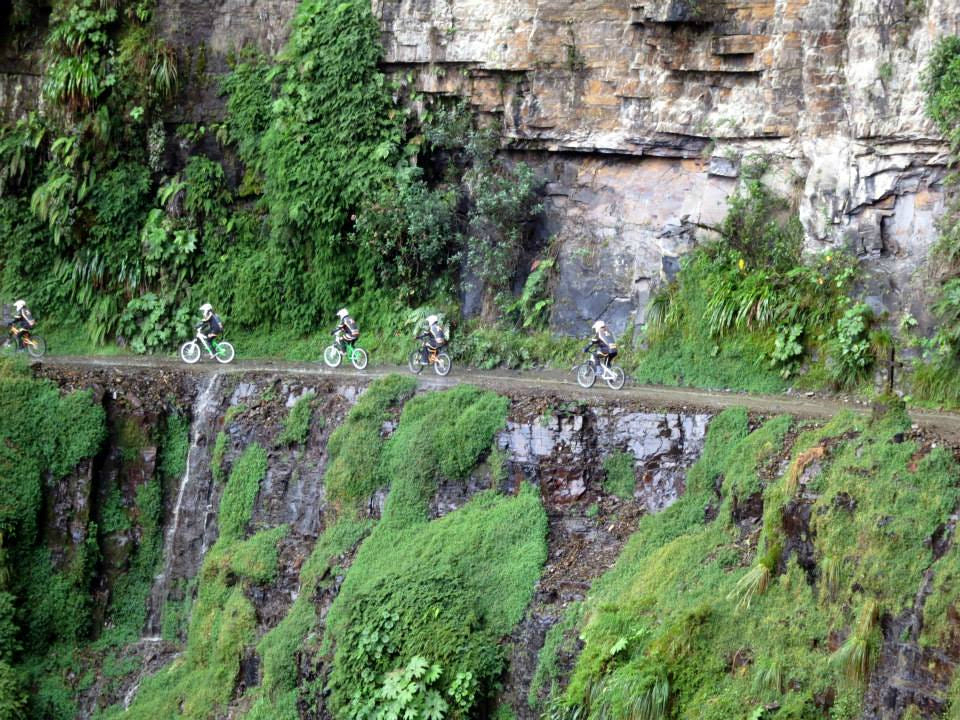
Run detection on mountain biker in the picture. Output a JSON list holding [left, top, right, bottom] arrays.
[[334, 308, 359, 352], [585, 320, 618, 367], [196, 303, 223, 356], [418, 314, 447, 363], [8, 300, 35, 350]]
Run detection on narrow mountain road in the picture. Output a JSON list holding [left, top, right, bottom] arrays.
[[36, 355, 960, 439]]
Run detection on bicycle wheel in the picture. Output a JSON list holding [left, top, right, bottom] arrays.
[[180, 341, 202, 364], [408, 350, 424, 375], [576, 363, 596, 388], [25, 335, 46, 359], [605, 366, 625, 390], [351, 348, 368, 370], [214, 341, 235, 364], [323, 345, 343, 368], [434, 352, 452, 376]]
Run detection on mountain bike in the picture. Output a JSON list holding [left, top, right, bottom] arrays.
[[408, 344, 451, 376], [180, 330, 235, 364], [5, 328, 46, 358], [575, 350, 625, 389], [323, 334, 368, 370]]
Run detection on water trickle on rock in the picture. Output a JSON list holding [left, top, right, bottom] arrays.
[[145, 373, 224, 637]]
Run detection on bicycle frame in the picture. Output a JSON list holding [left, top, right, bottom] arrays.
[[416, 346, 439, 365], [591, 357, 618, 380], [197, 332, 224, 356], [9, 327, 36, 348]]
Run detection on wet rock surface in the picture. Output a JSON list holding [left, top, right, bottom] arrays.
[[31, 365, 960, 719]]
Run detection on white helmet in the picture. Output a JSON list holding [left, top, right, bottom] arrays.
[[337, 308, 349, 320], [200, 303, 213, 315], [592, 320, 605, 332], [13, 300, 26, 311], [426, 314, 439, 325]]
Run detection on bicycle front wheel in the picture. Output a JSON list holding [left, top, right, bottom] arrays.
[[351, 348, 368, 370], [323, 345, 343, 368], [25, 335, 46, 358], [215, 341, 235, 364], [408, 350, 424, 375], [576, 363, 596, 388], [434, 352, 452, 376], [606, 366, 625, 390], [180, 341, 202, 364]]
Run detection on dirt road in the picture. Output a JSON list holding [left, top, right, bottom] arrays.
[[36, 355, 960, 438]]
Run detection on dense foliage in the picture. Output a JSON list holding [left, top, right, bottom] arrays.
[[0, 359, 106, 718], [1, 0, 546, 361], [639, 178, 877, 392], [542, 405, 960, 719]]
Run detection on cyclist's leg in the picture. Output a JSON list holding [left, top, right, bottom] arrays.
[[607, 348, 618, 367]]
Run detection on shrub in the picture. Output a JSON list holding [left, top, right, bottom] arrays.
[[829, 303, 875, 389], [602, 451, 636, 500], [275, 392, 315, 447], [325, 386, 546, 718]]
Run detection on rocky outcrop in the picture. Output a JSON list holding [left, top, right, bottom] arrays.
[[375, 0, 959, 333]]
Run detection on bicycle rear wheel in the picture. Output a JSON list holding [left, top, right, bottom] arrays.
[[214, 341, 235, 364], [323, 345, 343, 368], [408, 350, 424, 374], [576, 363, 596, 388], [25, 334, 46, 358]]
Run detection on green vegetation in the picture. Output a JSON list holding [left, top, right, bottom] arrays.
[[0, 358, 107, 718], [1, 0, 549, 368], [244, 518, 372, 719], [637, 177, 870, 393], [324, 374, 417, 512], [112, 443, 269, 720], [546, 405, 960, 719], [529, 603, 584, 710], [275, 391, 315, 447], [912, 36, 960, 405], [324, 385, 546, 718], [602, 451, 637, 500]]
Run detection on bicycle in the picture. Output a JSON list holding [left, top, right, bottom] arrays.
[[323, 333, 368, 370], [5, 327, 46, 358], [575, 349, 625, 390], [180, 329, 235, 364], [408, 342, 451, 376]]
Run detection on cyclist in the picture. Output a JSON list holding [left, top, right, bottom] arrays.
[[585, 319, 618, 367], [8, 299, 36, 350], [418, 314, 447, 363], [334, 308, 359, 352], [196, 303, 223, 357]]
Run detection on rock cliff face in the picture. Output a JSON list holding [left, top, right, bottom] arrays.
[[31, 365, 710, 718], [2, 0, 957, 334], [375, 0, 959, 333]]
